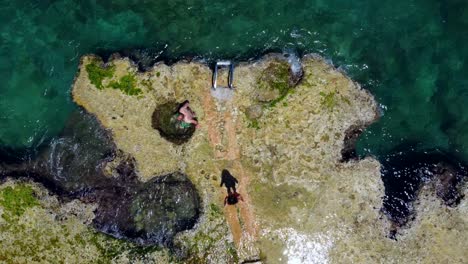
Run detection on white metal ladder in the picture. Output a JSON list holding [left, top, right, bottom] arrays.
[[212, 61, 234, 90]]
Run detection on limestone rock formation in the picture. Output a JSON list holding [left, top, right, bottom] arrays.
[[70, 53, 467, 263], [2, 52, 465, 263]]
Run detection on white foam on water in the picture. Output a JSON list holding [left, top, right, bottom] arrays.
[[288, 53, 302, 76], [211, 87, 234, 101], [283, 49, 303, 77]]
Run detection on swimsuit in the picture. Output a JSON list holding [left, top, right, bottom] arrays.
[[175, 113, 193, 129]]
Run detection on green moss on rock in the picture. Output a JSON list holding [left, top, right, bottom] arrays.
[[0, 184, 39, 222], [85, 59, 142, 96], [174, 202, 238, 263], [108, 74, 142, 96], [320, 91, 337, 110], [208, 203, 223, 220], [247, 119, 260, 130], [89, 232, 165, 263], [141, 78, 153, 91], [319, 91, 352, 111], [0, 181, 172, 263], [85, 59, 115, 90], [257, 60, 294, 107]]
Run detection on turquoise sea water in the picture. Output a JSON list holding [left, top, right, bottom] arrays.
[[1, 0, 468, 161]]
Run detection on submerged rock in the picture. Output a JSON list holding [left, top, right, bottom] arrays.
[[94, 172, 200, 245], [340, 124, 367, 162], [35, 110, 116, 193], [0, 110, 115, 194], [0, 180, 174, 262], [381, 149, 466, 226], [433, 161, 464, 205]]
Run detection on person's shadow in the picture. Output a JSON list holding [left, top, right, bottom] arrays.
[[220, 169, 238, 194]]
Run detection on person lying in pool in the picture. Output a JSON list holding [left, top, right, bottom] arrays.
[[176, 100, 199, 128]]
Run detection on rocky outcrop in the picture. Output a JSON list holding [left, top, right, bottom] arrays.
[[1, 52, 466, 263], [70, 53, 466, 263]]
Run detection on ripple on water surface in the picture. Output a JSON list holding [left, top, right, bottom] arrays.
[[1, 0, 468, 164]]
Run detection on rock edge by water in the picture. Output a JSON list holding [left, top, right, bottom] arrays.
[[0, 52, 465, 263], [71, 52, 466, 263]]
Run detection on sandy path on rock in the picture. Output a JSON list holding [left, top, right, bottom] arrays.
[[202, 88, 258, 256]]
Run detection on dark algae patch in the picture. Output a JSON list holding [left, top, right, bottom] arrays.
[[85, 59, 115, 90], [95, 172, 200, 246]]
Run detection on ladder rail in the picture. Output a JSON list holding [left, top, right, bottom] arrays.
[[212, 64, 218, 90]]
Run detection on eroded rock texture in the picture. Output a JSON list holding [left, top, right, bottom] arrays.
[[0, 53, 465, 263], [0, 109, 201, 246]]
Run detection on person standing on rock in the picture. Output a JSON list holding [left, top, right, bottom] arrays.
[[224, 191, 244, 206], [177, 100, 199, 128]]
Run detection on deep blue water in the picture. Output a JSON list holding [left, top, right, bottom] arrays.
[[1, 0, 468, 163]]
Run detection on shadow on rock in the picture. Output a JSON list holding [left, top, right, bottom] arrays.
[[0, 109, 201, 246]]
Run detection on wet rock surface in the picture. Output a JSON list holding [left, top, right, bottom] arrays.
[[94, 172, 200, 245], [0, 109, 201, 245], [0, 179, 175, 262]]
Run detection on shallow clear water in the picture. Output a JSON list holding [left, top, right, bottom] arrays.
[[1, 0, 468, 161]]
